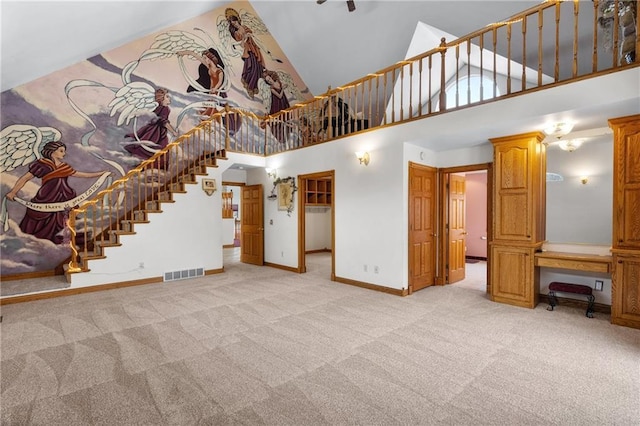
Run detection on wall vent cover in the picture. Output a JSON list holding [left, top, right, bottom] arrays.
[[164, 267, 204, 282]]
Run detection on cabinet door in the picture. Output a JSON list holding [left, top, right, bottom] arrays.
[[494, 142, 531, 241], [611, 116, 640, 249], [492, 136, 542, 242], [612, 255, 640, 328], [490, 244, 538, 308]]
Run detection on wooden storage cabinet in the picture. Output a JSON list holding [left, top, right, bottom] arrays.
[[306, 178, 332, 206], [612, 254, 640, 328], [611, 115, 640, 250], [610, 114, 640, 329], [491, 244, 539, 309], [489, 132, 545, 310]]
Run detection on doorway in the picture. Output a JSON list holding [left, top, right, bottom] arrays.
[[298, 171, 335, 279], [438, 163, 492, 294]]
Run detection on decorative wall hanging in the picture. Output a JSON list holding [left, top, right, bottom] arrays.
[[268, 176, 297, 215], [202, 178, 217, 196]]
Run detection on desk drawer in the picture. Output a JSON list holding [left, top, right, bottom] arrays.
[[535, 257, 610, 273]]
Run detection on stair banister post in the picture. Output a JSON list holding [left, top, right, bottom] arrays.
[[439, 37, 447, 112]]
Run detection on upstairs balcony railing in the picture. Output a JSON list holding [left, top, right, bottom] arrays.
[[66, 0, 638, 274], [263, 0, 638, 154]]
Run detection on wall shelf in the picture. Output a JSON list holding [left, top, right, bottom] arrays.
[[306, 178, 332, 206]]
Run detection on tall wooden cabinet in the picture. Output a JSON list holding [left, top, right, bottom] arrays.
[[609, 114, 640, 329], [490, 132, 546, 309]]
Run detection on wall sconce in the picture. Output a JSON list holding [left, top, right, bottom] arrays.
[[355, 151, 370, 166], [544, 122, 574, 139], [558, 138, 584, 152], [580, 176, 589, 185], [266, 168, 277, 179]]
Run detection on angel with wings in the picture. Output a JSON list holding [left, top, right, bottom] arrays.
[[2, 126, 110, 243], [117, 87, 178, 168], [134, 29, 234, 121], [257, 69, 307, 145], [260, 70, 290, 144], [177, 47, 228, 117], [217, 7, 272, 99]]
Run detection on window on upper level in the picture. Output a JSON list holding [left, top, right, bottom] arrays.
[[440, 74, 501, 109]]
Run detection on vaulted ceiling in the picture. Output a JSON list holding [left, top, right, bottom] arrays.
[[1, 1, 541, 95]]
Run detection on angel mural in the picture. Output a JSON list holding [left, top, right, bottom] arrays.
[[217, 7, 280, 100], [121, 87, 179, 167], [260, 70, 290, 144], [179, 47, 228, 111], [257, 69, 307, 146], [1, 126, 111, 244]]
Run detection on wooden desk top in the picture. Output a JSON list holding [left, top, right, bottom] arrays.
[[534, 251, 612, 273]]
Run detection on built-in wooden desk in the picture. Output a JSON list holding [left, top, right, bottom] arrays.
[[534, 251, 612, 273]]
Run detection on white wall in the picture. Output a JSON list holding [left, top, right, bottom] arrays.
[[305, 208, 331, 251], [71, 169, 223, 288]]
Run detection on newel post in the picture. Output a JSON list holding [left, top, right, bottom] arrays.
[[439, 37, 447, 111]]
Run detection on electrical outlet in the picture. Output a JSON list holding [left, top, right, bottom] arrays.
[[374, 265, 379, 274], [363, 264, 368, 272], [595, 280, 604, 291], [139, 262, 145, 269]]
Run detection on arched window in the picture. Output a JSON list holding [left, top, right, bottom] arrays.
[[441, 75, 500, 109]]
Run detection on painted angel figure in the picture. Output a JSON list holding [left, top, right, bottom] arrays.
[[258, 69, 306, 145], [109, 84, 179, 168], [217, 7, 281, 99], [1, 125, 110, 243], [134, 29, 234, 121], [177, 47, 228, 117]]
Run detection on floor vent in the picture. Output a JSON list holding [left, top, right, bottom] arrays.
[[164, 267, 204, 282]]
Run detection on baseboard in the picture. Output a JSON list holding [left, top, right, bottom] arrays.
[[333, 276, 408, 296], [0, 268, 225, 305], [1, 269, 60, 282], [539, 293, 611, 314], [264, 262, 301, 273]]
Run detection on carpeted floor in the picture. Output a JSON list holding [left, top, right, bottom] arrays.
[[1, 252, 639, 425]]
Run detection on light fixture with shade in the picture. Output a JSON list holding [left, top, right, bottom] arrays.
[[558, 138, 584, 152], [266, 168, 277, 179], [544, 122, 574, 139], [355, 151, 370, 166]]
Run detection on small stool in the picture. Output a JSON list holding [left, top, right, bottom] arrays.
[[547, 281, 595, 318]]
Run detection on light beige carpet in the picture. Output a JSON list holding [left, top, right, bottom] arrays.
[[1, 251, 639, 425]]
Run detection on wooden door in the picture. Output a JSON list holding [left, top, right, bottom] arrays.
[[448, 174, 466, 283], [408, 163, 436, 292], [241, 184, 264, 265]]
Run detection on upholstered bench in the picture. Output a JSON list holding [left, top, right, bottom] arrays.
[[547, 281, 595, 318]]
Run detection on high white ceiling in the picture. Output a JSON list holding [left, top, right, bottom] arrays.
[[1, 0, 541, 95]]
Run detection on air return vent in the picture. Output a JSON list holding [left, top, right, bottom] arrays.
[[164, 267, 204, 282]]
